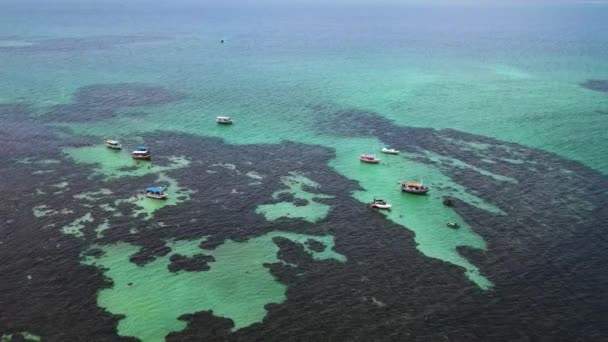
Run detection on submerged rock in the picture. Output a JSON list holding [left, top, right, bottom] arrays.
[[167, 253, 215, 273]]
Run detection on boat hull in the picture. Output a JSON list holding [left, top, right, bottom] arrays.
[[145, 194, 167, 200], [401, 188, 429, 194], [381, 149, 399, 154], [105, 140, 122, 149], [371, 204, 392, 210], [132, 155, 151, 160]]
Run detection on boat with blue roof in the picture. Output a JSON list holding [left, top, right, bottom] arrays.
[[145, 186, 168, 199], [132, 146, 151, 160]]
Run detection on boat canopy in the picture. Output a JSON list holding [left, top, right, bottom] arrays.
[[146, 186, 165, 193], [401, 182, 423, 187], [217, 116, 231, 120], [136, 146, 148, 151], [106, 140, 119, 144]]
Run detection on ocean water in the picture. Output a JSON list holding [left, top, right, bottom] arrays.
[[1, 2, 607, 341]]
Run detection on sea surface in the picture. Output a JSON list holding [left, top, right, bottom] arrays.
[[1, 2, 607, 341]]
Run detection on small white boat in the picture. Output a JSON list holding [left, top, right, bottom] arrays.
[[105, 140, 122, 150], [447, 222, 460, 229], [400, 181, 429, 194], [360, 154, 380, 164], [370, 198, 392, 210], [217, 116, 233, 125], [144, 186, 168, 200], [132, 146, 151, 160], [381, 146, 399, 154]]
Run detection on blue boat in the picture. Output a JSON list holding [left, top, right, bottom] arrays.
[[144, 186, 167, 199], [132, 146, 151, 160]]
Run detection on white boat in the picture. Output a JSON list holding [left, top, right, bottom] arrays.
[[360, 154, 380, 163], [217, 116, 233, 124], [105, 140, 122, 150], [370, 198, 392, 210], [381, 146, 399, 154], [144, 186, 168, 200]]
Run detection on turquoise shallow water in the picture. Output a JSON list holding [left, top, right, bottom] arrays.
[[2, 5, 607, 171], [1, 2, 608, 341]]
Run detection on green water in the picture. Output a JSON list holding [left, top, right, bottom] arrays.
[[256, 173, 333, 223], [332, 144, 498, 290], [62, 212, 94, 238], [114, 173, 193, 221], [84, 231, 345, 341], [65, 146, 193, 220], [65, 146, 191, 180]]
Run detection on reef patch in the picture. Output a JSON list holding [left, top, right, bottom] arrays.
[[580, 79, 608, 93], [46, 83, 185, 122], [83, 231, 346, 341]]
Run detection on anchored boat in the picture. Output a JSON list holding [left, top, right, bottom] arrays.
[[447, 222, 460, 229], [360, 154, 380, 164], [144, 186, 168, 200], [105, 140, 122, 150], [400, 181, 429, 194], [370, 198, 392, 210], [132, 146, 151, 160], [381, 146, 399, 154], [217, 116, 233, 125]]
